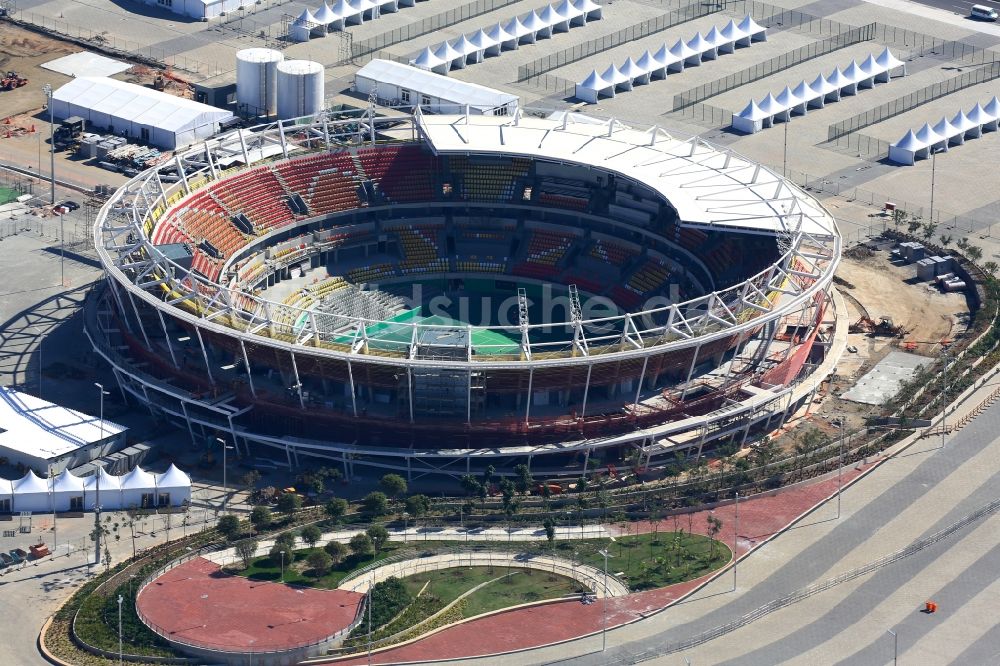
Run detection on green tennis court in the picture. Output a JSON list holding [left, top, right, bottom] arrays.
[[330, 308, 520, 354]]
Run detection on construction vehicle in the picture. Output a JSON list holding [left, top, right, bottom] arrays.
[[1, 71, 28, 90], [849, 315, 907, 338], [53, 116, 86, 151]]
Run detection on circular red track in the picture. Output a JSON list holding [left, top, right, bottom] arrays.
[[137, 557, 363, 653]]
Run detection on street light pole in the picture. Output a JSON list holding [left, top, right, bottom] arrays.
[[94, 382, 109, 566], [49, 463, 57, 551], [117, 594, 123, 666], [929, 148, 939, 227], [42, 83, 54, 205], [216, 437, 229, 513], [782, 120, 788, 177], [279, 550, 285, 583], [887, 629, 897, 665], [598, 548, 611, 652], [733, 491, 739, 592], [367, 573, 374, 666], [837, 418, 845, 519], [941, 348, 949, 450]]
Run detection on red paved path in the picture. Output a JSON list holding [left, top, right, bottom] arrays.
[[137, 557, 363, 652], [329, 462, 876, 665]]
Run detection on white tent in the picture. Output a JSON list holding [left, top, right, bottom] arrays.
[[775, 86, 805, 117], [155, 464, 192, 508], [721, 19, 750, 47], [289, 8, 323, 41], [506, 16, 533, 44], [357, 59, 519, 114], [452, 35, 482, 65], [51, 470, 85, 513], [52, 77, 233, 149], [732, 99, 769, 133], [314, 3, 336, 28], [468, 29, 500, 58], [688, 33, 714, 61], [13, 470, 50, 513], [523, 10, 551, 39], [827, 67, 854, 96], [410, 46, 448, 74], [487, 23, 518, 52], [556, 0, 586, 26], [738, 14, 767, 42], [331, 0, 360, 28], [636, 50, 667, 81], [951, 109, 979, 139], [888, 129, 922, 165], [573, 0, 602, 21], [792, 81, 817, 111], [84, 467, 121, 511], [705, 26, 733, 55], [575, 70, 613, 102], [914, 123, 946, 154], [0, 478, 11, 513], [620, 57, 647, 85], [655, 44, 683, 73], [843, 60, 873, 89], [349, 0, 379, 21], [434, 41, 465, 70], [933, 116, 961, 146], [809, 73, 838, 104], [540, 5, 569, 33], [602, 63, 632, 91], [983, 96, 1000, 131], [671, 38, 700, 67], [875, 47, 906, 81], [966, 102, 992, 133], [121, 466, 157, 509]]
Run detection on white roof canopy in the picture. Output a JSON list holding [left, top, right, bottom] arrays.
[[358, 59, 518, 112], [417, 113, 835, 237], [52, 77, 233, 134], [155, 464, 192, 490], [121, 465, 156, 490]]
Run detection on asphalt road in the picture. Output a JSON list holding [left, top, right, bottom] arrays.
[[908, 0, 1000, 17]]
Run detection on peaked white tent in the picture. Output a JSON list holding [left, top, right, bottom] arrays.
[[888, 129, 922, 165], [636, 50, 667, 81], [468, 29, 499, 58], [951, 109, 979, 139], [984, 96, 1000, 130], [410, 46, 448, 74], [314, 3, 336, 28], [875, 47, 907, 81], [620, 57, 647, 85], [557, 0, 586, 27], [540, 5, 569, 33], [290, 8, 320, 42], [933, 116, 961, 146], [732, 51, 905, 132], [121, 466, 158, 509], [487, 23, 518, 52], [738, 15, 767, 42], [721, 19, 750, 47], [602, 63, 632, 91], [12, 470, 50, 513], [51, 470, 85, 513], [575, 70, 612, 102], [0, 478, 11, 513], [670, 38, 699, 67], [732, 99, 769, 133], [84, 467, 121, 511], [523, 10, 551, 39], [434, 41, 466, 70], [688, 33, 714, 61], [155, 464, 192, 508], [573, 0, 602, 21], [452, 35, 482, 65]]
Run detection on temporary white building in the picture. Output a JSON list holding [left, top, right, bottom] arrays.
[[83, 467, 121, 511], [51, 77, 234, 149], [889, 98, 1000, 164], [732, 50, 905, 133], [0, 478, 11, 513], [154, 464, 193, 508], [50, 470, 85, 513], [121, 466, 158, 509], [573, 16, 766, 103], [0, 387, 127, 476], [356, 59, 519, 115], [13, 471, 50, 513]]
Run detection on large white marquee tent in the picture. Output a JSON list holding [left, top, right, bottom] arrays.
[[888, 97, 1000, 164], [1, 465, 191, 514], [290, 0, 422, 42]]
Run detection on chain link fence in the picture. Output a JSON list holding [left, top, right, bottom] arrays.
[[2, 8, 226, 78], [829, 61, 1000, 141], [672, 24, 875, 111]]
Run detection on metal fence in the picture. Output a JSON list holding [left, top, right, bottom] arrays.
[[828, 61, 1000, 141], [3, 9, 226, 78], [672, 24, 875, 111], [351, 0, 529, 59]]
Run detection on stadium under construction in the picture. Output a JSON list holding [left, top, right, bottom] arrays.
[[87, 109, 841, 479]]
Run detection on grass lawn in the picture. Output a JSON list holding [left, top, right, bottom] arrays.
[[558, 530, 731, 591], [461, 568, 579, 617], [0, 187, 18, 205], [233, 543, 402, 589]]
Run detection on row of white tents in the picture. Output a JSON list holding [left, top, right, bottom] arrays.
[[409, 0, 602, 75], [575, 16, 767, 103], [0, 464, 191, 513], [889, 98, 1000, 164], [732, 49, 906, 134], [290, 0, 419, 42]]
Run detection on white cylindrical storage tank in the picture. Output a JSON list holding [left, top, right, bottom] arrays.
[[236, 48, 284, 117], [277, 60, 325, 120]]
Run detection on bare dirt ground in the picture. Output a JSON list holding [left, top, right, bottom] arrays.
[[0, 22, 75, 119]]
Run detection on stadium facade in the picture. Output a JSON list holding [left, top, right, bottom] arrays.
[[87, 110, 840, 479]]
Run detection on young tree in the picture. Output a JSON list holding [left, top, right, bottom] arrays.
[[235, 539, 258, 569], [325, 497, 348, 524], [269, 542, 293, 565], [576, 476, 589, 492], [362, 491, 388, 517], [217, 514, 241, 542], [300, 524, 322, 548], [984, 261, 998, 275], [324, 540, 347, 565], [241, 469, 262, 500], [307, 550, 333, 576], [250, 505, 271, 534], [460, 474, 481, 498], [404, 494, 430, 519], [706, 514, 723, 559], [350, 532, 374, 560], [968, 246, 983, 262], [648, 509, 662, 558], [542, 516, 556, 550], [939, 234, 953, 249], [275, 531, 296, 550], [482, 464, 496, 492], [513, 464, 533, 495], [379, 474, 408, 503], [366, 524, 390, 554], [276, 492, 303, 518]]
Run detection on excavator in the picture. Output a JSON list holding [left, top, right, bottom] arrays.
[[1, 71, 28, 91], [849, 315, 908, 338]]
